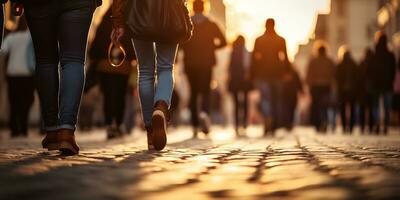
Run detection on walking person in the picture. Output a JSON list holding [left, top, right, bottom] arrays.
[[393, 59, 400, 129], [306, 44, 336, 133], [1, 17, 35, 137], [228, 35, 251, 136], [182, 0, 227, 137], [112, 0, 192, 150], [88, 8, 135, 139], [12, 0, 102, 154], [372, 32, 396, 134], [357, 48, 375, 133], [250, 18, 287, 136], [336, 47, 358, 134], [280, 59, 303, 131]]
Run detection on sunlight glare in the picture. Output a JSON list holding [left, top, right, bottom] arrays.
[[223, 0, 331, 60]]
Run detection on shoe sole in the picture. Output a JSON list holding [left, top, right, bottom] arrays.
[[45, 143, 59, 151], [59, 142, 79, 155], [152, 110, 167, 151]]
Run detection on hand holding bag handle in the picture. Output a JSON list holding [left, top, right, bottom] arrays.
[[108, 41, 126, 68]]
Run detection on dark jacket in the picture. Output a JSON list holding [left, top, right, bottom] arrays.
[[373, 44, 396, 92], [336, 55, 358, 94], [228, 43, 251, 92], [282, 61, 303, 102], [306, 55, 336, 87], [85, 8, 133, 92], [182, 14, 226, 69], [250, 30, 288, 81], [357, 50, 375, 95], [10, 0, 102, 7]]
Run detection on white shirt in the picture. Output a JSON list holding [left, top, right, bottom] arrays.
[[1, 30, 34, 76]]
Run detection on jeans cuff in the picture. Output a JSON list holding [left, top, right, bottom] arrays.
[[58, 124, 76, 131], [45, 126, 59, 132]]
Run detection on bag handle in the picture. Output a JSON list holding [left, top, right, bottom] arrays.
[[108, 42, 127, 68]]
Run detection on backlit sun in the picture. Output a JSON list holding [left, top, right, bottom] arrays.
[[223, 0, 331, 60]]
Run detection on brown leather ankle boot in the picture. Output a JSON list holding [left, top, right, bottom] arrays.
[[152, 101, 169, 151], [58, 129, 80, 155], [42, 131, 59, 150]]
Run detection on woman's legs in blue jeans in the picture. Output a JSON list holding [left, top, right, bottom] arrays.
[[132, 40, 177, 127], [58, 8, 93, 130], [25, 2, 93, 131]]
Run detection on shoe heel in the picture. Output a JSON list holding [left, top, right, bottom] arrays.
[[152, 110, 167, 151], [59, 141, 78, 155]]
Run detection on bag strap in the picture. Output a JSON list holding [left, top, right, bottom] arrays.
[[108, 42, 126, 68]]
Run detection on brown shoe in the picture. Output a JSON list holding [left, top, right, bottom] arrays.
[[152, 101, 168, 151], [58, 129, 80, 155], [146, 126, 155, 150], [42, 131, 59, 150]]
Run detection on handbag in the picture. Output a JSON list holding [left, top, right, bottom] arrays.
[[125, 0, 193, 44]]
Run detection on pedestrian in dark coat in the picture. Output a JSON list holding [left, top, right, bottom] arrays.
[[372, 32, 396, 134], [306, 44, 336, 133], [280, 60, 303, 130], [182, 0, 227, 137], [228, 35, 251, 135], [336, 48, 358, 133], [88, 8, 135, 139], [250, 18, 288, 135], [357, 48, 375, 133]]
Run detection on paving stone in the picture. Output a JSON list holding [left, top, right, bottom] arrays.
[[0, 127, 399, 199]]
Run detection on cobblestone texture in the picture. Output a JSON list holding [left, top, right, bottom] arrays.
[[0, 127, 399, 200]]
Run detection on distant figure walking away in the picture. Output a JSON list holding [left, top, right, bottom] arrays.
[[336, 47, 358, 133], [357, 48, 375, 133], [280, 59, 303, 130], [228, 35, 251, 136], [306, 44, 336, 133], [112, 0, 192, 150], [372, 32, 396, 134], [21, 0, 102, 154], [250, 18, 287, 136], [182, 0, 227, 137], [88, 8, 135, 139], [1, 17, 35, 137]]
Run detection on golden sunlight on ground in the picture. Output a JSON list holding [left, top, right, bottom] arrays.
[[223, 0, 331, 60]]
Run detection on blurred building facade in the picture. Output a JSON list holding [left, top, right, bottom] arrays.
[[378, 0, 400, 56], [295, 0, 381, 78]]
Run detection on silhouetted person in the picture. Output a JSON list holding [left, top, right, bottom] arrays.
[[336, 48, 357, 133], [250, 18, 287, 135], [393, 59, 400, 129], [357, 48, 375, 133], [182, 0, 227, 137], [372, 32, 396, 134], [88, 8, 135, 139], [1, 16, 35, 137], [280, 59, 303, 130], [306, 44, 335, 133], [228, 35, 251, 135]]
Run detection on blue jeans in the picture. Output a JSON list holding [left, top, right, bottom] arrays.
[[372, 92, 393, 129], [132, 40, 178, 127], [24, 0, 94, 131]]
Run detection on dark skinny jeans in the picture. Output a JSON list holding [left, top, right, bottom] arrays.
[[24, 0, 94, 131]]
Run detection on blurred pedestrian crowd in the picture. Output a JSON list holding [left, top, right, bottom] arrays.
[[0, 0, 399, 139]]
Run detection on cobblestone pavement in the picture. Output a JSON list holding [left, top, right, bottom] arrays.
[[0, 127, 400, 200]]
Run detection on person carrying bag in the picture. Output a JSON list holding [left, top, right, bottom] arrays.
[[111, 0, 193, 151]]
